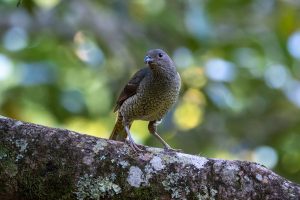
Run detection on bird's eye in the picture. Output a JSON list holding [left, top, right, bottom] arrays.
[[158, 53, 163, 58]]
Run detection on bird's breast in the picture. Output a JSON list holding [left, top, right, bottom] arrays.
[[136, 75, 180, 118], [120, 72, 181, 122]]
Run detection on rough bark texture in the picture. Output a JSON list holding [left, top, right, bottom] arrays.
[[0, 116, 299, 200]]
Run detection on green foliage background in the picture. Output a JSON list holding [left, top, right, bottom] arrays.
[[1, 0, 300, 183]]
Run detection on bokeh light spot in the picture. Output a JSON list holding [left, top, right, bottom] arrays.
[[233, 48, 265, 77], [3, 27, 28, 51], [182, 67, 206, 88], [173, 47, 194, 68], [174, 102, 202, 131], [136, 0, 165, 15], [184, 1, 211, 40], [284, 80, 300, 108], [206, 83, 236, 109], [74, 31, 105, 67], [19, 62, 57, 85], [264, 64, 289, 89], [205, 58, 236, 82], [253, 146, 278, 169], [287, 31, 300, 59], [183, 88, 206, 106], [0, 54, 13, 81], [33, 0, 60, 9], [60, 90, 85, 114]]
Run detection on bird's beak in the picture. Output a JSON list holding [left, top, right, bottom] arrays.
[[144, 55, 153, 64]]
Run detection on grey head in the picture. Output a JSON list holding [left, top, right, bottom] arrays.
[[144, 49, 175, 71]]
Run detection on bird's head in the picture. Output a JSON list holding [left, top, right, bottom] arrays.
[[144, 49, 174, 70]]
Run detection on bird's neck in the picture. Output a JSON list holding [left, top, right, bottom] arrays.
[[150, 65, 177, 79]]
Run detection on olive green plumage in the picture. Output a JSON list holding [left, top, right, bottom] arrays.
[[110, 49, 181, 151]]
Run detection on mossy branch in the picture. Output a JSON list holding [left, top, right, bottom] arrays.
[[0, 116, 299, 200]]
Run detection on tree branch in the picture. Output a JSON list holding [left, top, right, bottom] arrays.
[[0, 116, 299, 200]]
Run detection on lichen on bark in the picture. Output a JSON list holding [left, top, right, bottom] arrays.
[[0, 116, 299, 200]]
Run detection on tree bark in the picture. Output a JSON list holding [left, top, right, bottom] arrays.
[[0, 116, 299, 200]]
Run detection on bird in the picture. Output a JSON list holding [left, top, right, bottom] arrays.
[[109, 49, 181, 151]]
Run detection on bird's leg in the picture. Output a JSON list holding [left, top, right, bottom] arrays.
[[124, 123, 143, 152], [148, 121, 181, 151]]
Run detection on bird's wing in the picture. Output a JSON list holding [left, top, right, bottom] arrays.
[[113, 67, 150, 112]]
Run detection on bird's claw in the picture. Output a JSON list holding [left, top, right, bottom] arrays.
[[125, 139, 144, 152], [164, 146, 182, 152]]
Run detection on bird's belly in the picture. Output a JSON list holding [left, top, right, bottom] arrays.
[[136, 91, 177, 121], [120, 82, 180, 122]]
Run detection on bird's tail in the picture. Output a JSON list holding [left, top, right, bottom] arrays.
[[109, 114, 128, 141]]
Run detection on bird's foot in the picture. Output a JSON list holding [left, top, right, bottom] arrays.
[[125, 139, 144, 152], [164, 146, 183, 152]]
